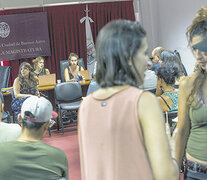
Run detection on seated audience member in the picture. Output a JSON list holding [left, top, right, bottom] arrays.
[[0, 96, 68, 180], [151, 46, 164, 73], [11, 62, 39, 122], [156, 62, 181, 112], [139, 69, 157, 90], [32, 56, 50, 77], [78, 20, 178, 180], [160, 50, 185, 86], [64, 52, 84, 82], [0, 94, 21, 142]]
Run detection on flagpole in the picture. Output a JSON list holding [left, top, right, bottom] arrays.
[[80, 4, 97, 78]]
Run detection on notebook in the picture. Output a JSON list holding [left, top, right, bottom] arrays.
[[38, 74, 56, 86], [78, 70, 90, 80]]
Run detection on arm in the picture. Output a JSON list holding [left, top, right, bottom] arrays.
[[34, 76, 40, 96], [45, 68, 50, 75], [175, 77, 191, 169], [138, 91, 179, 180], [64, 68, 71, 82], [13, 78, 35, 99], [155, 78, 163, 96]]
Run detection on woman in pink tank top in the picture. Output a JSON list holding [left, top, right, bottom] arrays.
[[78, 20, 179, 180]]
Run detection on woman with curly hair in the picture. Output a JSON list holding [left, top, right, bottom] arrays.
[[32, 56, 50, 77], [175, 7, 207, 179], [11, 62, 39, 122], [156, 61, 181, 112]]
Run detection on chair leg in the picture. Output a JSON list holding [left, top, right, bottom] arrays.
[[60, 109, 64, 135], [48, 127, 51, 137]]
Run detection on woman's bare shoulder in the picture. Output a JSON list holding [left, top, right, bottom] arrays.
[[179, 73, 196, 89], [13, 77, 20, 84]]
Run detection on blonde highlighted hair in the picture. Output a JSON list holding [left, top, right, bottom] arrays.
[[32, 56, 45, 70]]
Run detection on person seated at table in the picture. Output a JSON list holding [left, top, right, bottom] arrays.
[[64, 52, 84, 82], [11, 62, 39, 122], [156, 62, 181, 112], [32, 56, 50, 77]]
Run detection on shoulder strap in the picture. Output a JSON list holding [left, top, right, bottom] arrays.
[[160, 95, 171, 110]]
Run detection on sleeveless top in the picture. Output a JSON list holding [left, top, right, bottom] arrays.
[[162, 91, 178, 111], [78, 86, 154, 180], [34, 69, 46, 77], [186, 96, 207, 161], [67, 66, 81, 80]]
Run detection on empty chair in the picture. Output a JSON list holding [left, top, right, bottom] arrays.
[[60, 58, 85, 82], [0, 66, 11, 90], [0, 92, 12, 123], [54, 82, 82, 134]]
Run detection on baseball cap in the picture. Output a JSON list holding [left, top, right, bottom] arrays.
[[21, 96, 57, 122], [193, 35, 207, 52]]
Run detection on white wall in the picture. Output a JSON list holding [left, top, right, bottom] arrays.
[[0, 0, 129, 9], [139, 0, 207, 75]]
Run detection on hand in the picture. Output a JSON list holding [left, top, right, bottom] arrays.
[[36, 91, 40, 96], [166, 124, 177, 159]]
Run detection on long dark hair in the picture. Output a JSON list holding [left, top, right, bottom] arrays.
[[18, 62, 37, 95], [95, 20, 146, 87]]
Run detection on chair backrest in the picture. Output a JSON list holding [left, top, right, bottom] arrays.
[[0, 66, 11, 90], [0, 92, 4, 104], [60, 58, 85, 82], [164, 110, 178, 126], [55, 82, 82, 101], [145, 88, 156, 94], [87, 80, 100, 96]]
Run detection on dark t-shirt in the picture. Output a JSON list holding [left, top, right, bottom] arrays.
[[0, 141, 68, 180]]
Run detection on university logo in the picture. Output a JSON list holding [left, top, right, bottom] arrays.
[[0, 22, 10, 38]]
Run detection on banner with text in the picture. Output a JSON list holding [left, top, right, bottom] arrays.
[[0, 12, 51, 61]]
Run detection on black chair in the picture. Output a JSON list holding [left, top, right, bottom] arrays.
[[0, 92, 12, 123], [145, 88, 156, 94], [0, 66, 11, 90], [164, 111, 178, 135], [60, 58, 85, 82], [54, 82, 82, 134]]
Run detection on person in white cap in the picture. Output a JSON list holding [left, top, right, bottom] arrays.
[[0, 96, 68, 180]]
